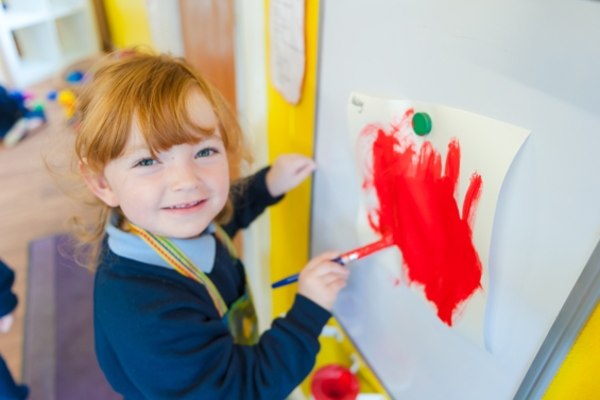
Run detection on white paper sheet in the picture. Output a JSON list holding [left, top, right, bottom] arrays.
[[346, 92, 530, 348]]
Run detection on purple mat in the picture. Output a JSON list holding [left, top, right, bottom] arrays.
[[24, 234, 120, 400]]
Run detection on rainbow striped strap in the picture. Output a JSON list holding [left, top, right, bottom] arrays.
[[213, 224, 238, 259], [127, 223, 228, 317], [212, 225, 258, 313]]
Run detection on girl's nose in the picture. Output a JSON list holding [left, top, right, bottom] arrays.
[[169, 160, 202, 192]]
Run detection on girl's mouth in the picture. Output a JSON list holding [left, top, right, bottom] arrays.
[[164, 200, 205, 210]]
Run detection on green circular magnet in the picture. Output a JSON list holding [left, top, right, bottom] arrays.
[[412, 112, 432, 136]]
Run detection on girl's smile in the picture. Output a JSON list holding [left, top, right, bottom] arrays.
[[163, 199, 206, 211], [161, 199, 209, 216]]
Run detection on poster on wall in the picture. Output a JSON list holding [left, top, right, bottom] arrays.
[[269, 0, 305, 104]]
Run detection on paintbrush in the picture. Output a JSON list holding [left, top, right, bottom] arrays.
[[271, 236, 393, 289]]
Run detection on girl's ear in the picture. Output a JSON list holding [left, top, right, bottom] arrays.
[[79, 160, 119, 207]]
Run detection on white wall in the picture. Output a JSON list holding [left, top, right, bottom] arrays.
[[0, 60, 7, 85], [311, 0, 600, 399], [145, 0, 185, 56], [234, 0, 272, 333]]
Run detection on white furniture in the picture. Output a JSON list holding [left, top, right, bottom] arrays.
[[0, 0, 99, 88]]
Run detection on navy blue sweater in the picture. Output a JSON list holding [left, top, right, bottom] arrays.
[[94, 168, 331, 399], [0, 259, 17, 318]]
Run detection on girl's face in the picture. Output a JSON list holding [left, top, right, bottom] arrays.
[[86, 90, 230, 238]]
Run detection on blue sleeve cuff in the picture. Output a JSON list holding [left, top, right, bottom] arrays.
[[253, 166, 285, 206]]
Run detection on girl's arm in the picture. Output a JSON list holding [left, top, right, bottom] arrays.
[[223, 154, 315, 237], [222, 166, 283, 237], [95, 260, 332, 399]]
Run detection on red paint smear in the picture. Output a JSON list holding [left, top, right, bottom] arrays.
[[360, 111, 483, 326]]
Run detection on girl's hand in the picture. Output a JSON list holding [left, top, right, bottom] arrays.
[[297, 251, 350, 311], [266, 154, 316, 197]]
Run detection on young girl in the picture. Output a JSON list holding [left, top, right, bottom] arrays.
[[74, 51, 349, 399]]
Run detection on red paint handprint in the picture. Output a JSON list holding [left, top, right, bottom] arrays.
[[358, 109, 483, 326]]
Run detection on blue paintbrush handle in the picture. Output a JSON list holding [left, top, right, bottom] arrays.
[[271, 238, 392, 289], [271, 256, 343, 289], [271, 273, 300, 288]]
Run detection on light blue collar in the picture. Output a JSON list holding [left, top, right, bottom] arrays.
[[106, 218, 216, 273]]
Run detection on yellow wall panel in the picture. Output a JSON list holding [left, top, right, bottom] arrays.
[[103, 0, 153, 49], [544, 303, 600, 399], [265, 0, 319, 318]]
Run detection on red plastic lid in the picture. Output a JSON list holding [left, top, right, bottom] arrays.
[[311, 364, 360, 400]]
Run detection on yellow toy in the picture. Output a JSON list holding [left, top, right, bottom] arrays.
[[57, 89, 76, 119]]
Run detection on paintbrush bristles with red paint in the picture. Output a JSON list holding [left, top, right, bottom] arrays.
[[271, 235, 394, 289], [333, 235, 394, 264]]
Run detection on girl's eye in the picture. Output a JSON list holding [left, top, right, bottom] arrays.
[[134, 158, 157, 167], [196, 148, 217, 158]]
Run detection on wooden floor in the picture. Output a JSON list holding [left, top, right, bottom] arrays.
[[0, 80, 87, 381]]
